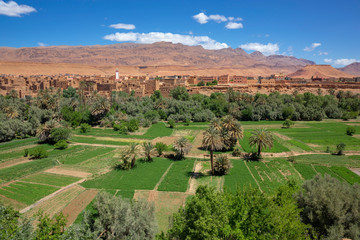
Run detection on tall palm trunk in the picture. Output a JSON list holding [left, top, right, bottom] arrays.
[[258, 145, 262, 158], [210, 150, 214, 175]]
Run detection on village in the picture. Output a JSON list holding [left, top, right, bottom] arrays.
[[1, 70, 360, 98]]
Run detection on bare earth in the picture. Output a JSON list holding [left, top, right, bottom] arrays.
[[44, 166, 91, 178]]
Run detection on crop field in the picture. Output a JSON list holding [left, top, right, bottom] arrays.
[[0, 119, 359, 232]]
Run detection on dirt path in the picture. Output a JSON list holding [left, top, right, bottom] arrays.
[[20, 178, 87, 214], [44, 167, 91, 178], [153, 163, 174, 191], [0, 144, 38, 154], [187, 161, 202, 195], [272, 132, 291, 141], [0, 157, 30, 169], [72, 142, 126, 148], [350, 168, 360, 177]]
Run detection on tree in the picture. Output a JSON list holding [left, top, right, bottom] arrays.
[[155, 142, 167, 156], [346, 126, 356, 136], [249, 128, 273, 158], [35, 211, 67, 239], [168, 119, 175, 128], [165, 185, 310, 240], [296, 175, 360, 240], [336, 142, 346, 155], [283, 119, 295, 128], [142, 142, 155, 162], [213, 154, 231, 175], [202, 127, 223, 175], [173, 137, 191, 159], [80, 123, 91, 133], [0, 204, 33, 239], [64, 192, 157, 239], [126, 143, 141, 168], [170, 86, 190, 101], [36, 120, 60, 142], [50, 127, 71, 143], [221, 115, 243, 150]]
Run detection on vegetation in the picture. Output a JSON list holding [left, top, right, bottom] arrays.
[[248, 128, 274, 158], [79, 123, 91, 133], [173, 137, 191, 159], [213, 155, 231, 175], [154, 142, 167, 156], [54, 139, 68, 149], [346, 126, 356, 136], [202, 127, 223, 175], [29, 146, 49, 159], [282, 118, 294, 128], [142, 142, 155, 162], [336, 142, 346, 155]]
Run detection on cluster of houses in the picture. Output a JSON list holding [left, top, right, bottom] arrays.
[[0, 72, 359, 99]]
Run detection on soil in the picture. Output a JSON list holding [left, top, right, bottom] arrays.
[[350, 168, 360, 177], [272, 132, 291, 141], [44, 167, 91, 178], [151, 136, 178, 145], [61, 189, 98, 226], [187, 161, 203, 195], [0, 194, 27, 210], [0, 157, 30, 169]]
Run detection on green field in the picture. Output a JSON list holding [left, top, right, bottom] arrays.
[[157, 159, 195, 192], [21, 173, 81, 187], [60, 147, 115, 165], [0, 138, 38, 151], [0, 182, 59, 205], [223, 160, 258, 192], [81, 158, 172, 191]]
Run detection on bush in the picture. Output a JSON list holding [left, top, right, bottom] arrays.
[[155, 142, 168, 156], [232, 148, 242, 157], [336, 143, 346, 155], [213, 155, 231, 175], [346, 126, 356, 136], [168, 119, 175, 128], [113, 123, 121, 131], [54, 140, 68, 150], [24, 149, 29, 157], [80, 123, 91, 133], [126, 119, 139, 132], [282, 119, 294, 128], [29, 147, 48, 159], [50, 127, 71, 143]]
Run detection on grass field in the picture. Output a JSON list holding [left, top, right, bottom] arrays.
[[330, 166, 360, 184], [0, 182, 59, 205], [81, 158, 172, 191], [293, 164, 317, 180], [60, 147, 115, 165], [293, 154, 360, 167], [21, 173, 81, 187], [157, 159, 195, 192], [0, 138, 38, 151], [223, 160, 258, 192]]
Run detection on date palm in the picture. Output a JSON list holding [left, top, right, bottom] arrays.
[[221, 115, 243, 149], [173, 137, 191, 159], [4, 106, 19, 119], [143, 142, 155, 162], [210, 118, 222, 132], [202, 127, 223, 175], [126, 143, 141, 169], [249, 128, 273, 158]]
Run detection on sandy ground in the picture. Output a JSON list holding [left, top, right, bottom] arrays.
[[44, 166, 91, 178], [0, 157, 30, 169], [272, 132, 291, 141], [61, 189, 98, 226]]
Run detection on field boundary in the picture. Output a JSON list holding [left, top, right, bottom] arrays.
[[244, 161, 262, 193], [153, 163, 174, 191]]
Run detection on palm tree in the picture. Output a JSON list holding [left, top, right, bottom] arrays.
[[202, 127, 224, 175], [36, 120, 60, 142], [249, 128, 273, 158], [173, 137, 191, 159], [210, 118, 222, 132], [4, 106, 19, 119], [221, 115, 243, 149], [126, 143, 141, 168], [142, 142, 155, 162]]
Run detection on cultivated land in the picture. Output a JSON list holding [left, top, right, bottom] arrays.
[[0, 119, 360, 232]]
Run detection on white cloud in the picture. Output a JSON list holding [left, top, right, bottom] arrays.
[[239, 42, 279, 55], [38, 42, 46, 47], [324, 58, 359, 66], [103, 32, 229, 50], [225, 22, 243, 29], [193, 12, 242, 27], [318, 51, 328, 56], [193, 12, 209, 24], [109, 23, 136, 30], [304, 42, 321, 52], [0, 0, 36, 17]]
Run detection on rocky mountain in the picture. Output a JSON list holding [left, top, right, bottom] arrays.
[[339, 62, 360, 76], [289, 65, 354, 79], [0, 42, 315, 75]]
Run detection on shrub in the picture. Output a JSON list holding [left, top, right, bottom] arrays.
[[50, 127, 71, 143], [155, 142, 168, 156], [282, 119, 294, 128], [113, 123, 121, 131], [287, 156, 295, 163], [24, 149, 29, 157], [346, 126, 356, 136], [80, 123, 91, 133], [325, 146, 330, 153], [184, 118, 190, 126], [126, 119, 139, 132], [29, 147, 48, 159], [336, 143, 346, 155], [54, 140, 68, 150], [213, 155, 231, 175], [168, 119, 175, 128], [232, 147, 242, 157]]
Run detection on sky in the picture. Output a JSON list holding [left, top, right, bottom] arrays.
[[0, 0, 359, 66]]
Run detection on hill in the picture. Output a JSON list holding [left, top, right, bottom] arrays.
[[339, 62, 360, 76], [289, 65, 354, 79], [0, 42, 315, 75]]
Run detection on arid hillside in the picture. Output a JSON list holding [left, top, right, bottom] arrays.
[[289, 65, 354, 79], [339, 62, 360, 76], [0, 42, 315, 75]]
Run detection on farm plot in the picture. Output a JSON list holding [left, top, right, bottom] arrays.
[[312, 165, 344, 181], [330, 166, 360, 184], [20, 172, 81, 187], [223, 160, 257, 192], [0, 138, 38, 151], [157, 159, 195, 192], [70, 136, 134, 146], [0, 182, 59, 205], [0, 144, 53, 163], [60, 147, 115, 165], [293, 154, 360, 167], [293, 164, 317, 180], [239, 130, 290, 153], [81, 157, 172, 191]]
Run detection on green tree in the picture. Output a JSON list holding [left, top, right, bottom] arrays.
[[126, 143, 141, 168], [249, 128, 273, 158], [80, 123, 91, 133], [173, 137, 191, 159], [346, 126, 356, 136], [142, 142, 155, 162], [64, 192, 157, 239], [296, 175, 360, 240], [50, 127, 71, 143], [336, 142, 346, 155], [35, 211, 67, 240], [170, 86, 190, 101], [213, 154, 231, 175], [0, 204, 33, 239], [283, 119, 295, 128], [202, 127, 223, 175], [154, 142, 167, 156], [168, 119, 175, 128], [221, 115, 243, 150]]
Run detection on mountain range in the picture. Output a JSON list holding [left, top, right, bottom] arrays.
[[0, 42, 358, 77]]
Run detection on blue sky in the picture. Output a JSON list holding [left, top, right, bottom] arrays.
[[0, 0, 359, 66]]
